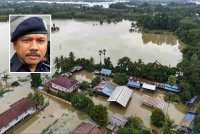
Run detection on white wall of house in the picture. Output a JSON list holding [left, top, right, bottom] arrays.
[[52, 83, 67, 92], [51, 82, 78, 92], [0, 107, 36, 134]]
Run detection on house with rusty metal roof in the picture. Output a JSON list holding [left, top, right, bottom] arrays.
[[0, 98, 36, 134], [45, 75, 79, 93], [107, 113, 128, 133], [71, 120, 101, 134]]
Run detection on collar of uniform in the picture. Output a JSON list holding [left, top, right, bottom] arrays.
[[11, 53, 44, 72], [10, 53, 25, 72]]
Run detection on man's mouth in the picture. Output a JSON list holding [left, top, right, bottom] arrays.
[[26, 53, 40, 60]]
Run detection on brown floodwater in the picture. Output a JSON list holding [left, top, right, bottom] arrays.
[[51, 19, 185, 67], [74, 71, 186, 132], [0, 19, 187, 133], [13, 95, 88, 134]]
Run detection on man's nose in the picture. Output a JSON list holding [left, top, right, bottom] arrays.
[[29, 40, 39, 51]]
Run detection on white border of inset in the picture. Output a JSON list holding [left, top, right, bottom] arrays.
[[9, 14, 52, 74]]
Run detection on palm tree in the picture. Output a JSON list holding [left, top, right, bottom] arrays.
[[53, 57, 61, 70], [103, 49, 106, 59], [103, 49, 106, 65], [164, 92, 179, 115], [1, 74, 11, 85], [89, 57, 95, 65], [69, 51, 75, 64], [99, 50, 102, 64], [29, 92, 44, 107], [27, 92, 34, 100], [161, 117, 178, 134]]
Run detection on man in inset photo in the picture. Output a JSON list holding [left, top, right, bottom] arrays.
[[10, 15, 51, 72]]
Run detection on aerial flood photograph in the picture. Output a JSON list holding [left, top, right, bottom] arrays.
[[0, 0, 200, 134]]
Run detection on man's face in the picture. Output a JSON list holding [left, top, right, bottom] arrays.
[[13, 34, 48, 66]]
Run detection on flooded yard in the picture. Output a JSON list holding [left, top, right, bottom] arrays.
[[13, 96, 88, 134], [74, 71, 186, 131]]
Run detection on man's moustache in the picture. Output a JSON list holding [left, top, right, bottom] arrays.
[[26, 52, 40, 57]]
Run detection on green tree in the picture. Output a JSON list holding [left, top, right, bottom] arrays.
[[194, 115, 200, 134], [27, 92, 44, 107], [11, 81, 20, 87], [180, 90, 192, 103], [99, 50, 102, 64], [161, 117, 178, 134], [167, 75, 176, 86], [79, 81, 90, 90], [1, 74, 11, 85], [164, 92, 179, 115], [69, 51, 75, 64], [71, 93, 94, 113], [113, 73, 127, 85], [30, 73, 42, 88], [91, 76, 101, 87], [196, 102, 200, 115], [151, 108, 165, 127], [103, 49, 106, 61], [53, 56, 61, 70], [89, 104, 108, 126], [127, 116, 143, 129]]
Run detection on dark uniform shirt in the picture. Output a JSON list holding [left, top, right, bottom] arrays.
[[10, 53, 50, 72]]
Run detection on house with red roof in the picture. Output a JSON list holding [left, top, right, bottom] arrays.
[[45, 75, 79, 93], [71, 121, 101, 134], [0, 98, 36, 134]]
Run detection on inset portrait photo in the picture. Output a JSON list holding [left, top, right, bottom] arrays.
[[9, 15, 51, 73]]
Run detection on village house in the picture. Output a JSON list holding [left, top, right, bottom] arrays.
[[71, 120, 101, 134], [107, 113, 128, 133], [0, 98, 36, 134], [45, 75, 79, 93]]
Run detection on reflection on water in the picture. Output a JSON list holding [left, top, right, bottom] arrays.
[[51, 19, 184, 67], [142, 32, 178, 46], [73, 70, 95, 82]]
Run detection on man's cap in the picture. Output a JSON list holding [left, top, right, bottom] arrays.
[[11, 17, 48, 42]]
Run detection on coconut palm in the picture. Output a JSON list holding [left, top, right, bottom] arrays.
[[161, 117, 178, 134], [27, 92, 34, 100], [53, 56, 61, 70], [103, 49, 106, 59], [99, 50, 102, 64], [1, 74, 11, 85], [27, 92, 44, 107], [164, 92, 179, 115]]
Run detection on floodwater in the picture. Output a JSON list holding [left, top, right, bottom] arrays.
[[51, 19, 185, 67], [13, 95, 88, 134], [73, 71, 186, 131], [0, 19, 186, 133]]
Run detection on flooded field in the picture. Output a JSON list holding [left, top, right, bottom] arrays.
[[51, 19, 185, 67]]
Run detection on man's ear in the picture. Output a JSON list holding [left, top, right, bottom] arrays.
[[13, 41, 16, 50]]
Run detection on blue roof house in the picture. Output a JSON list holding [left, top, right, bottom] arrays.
[[100, 68, 112, 76], [163, 83, 180, 92], [127, 81, 141, 89]]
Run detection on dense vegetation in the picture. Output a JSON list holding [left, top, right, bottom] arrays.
[[119, 116, 151, 134]]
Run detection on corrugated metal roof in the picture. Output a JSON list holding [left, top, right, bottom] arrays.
[[102, 87, 113, 96], [142, 83, 156, 91], [100, 68, 112, 75], [163, 83, 179, 92], [107, 86, 133, 107], [127, 81, 141, 88]]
